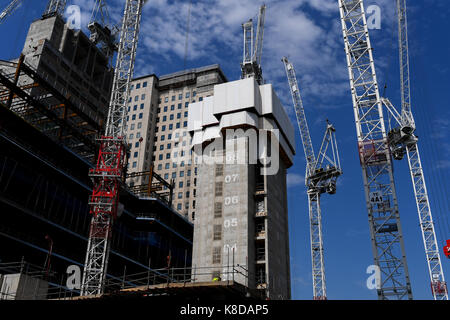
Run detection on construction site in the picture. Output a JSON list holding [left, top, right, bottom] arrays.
[[0, 0, 449, 304]]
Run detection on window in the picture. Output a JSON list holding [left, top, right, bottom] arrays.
[[143, 81, 147, 88], [213, 225, 222, 240], [178, 103, 182, 109], [136, 83, 141, 89], [160, 145, 164, 150], [179, 171, 184, 177], [140, 104, 144, 109], [163, 115, 167, 121], [186, 191, 190, 198], [132, 115, 136, 120], [127, 106, 130, 112], [141, 94, 146, 100], [176, 123, 180, 129], [212, 247, 221, 264], [187, 169, 191, 177], [172, 96, 175, 101], [130, 84, 134, 90], [169, 124, 173, 130], [164, 106, 168, 112], [179, 181, 183, 188], [167, 143, 171, 149], [185, 102, 189, 108], [183, 121, 187, 127], [132, 162, 137, 168], [199, 97, 203, 101], [178, 93, 182, 100], [161, 135, 165, 141], [177, 113, 181, 119], [129, 133, 134, 139], [173, 163, 177, 168], [136, 132, 141, 138], [134, 152, 138, 158], [215, 182, 223, 197], [172, 172, 177, 179], [214, 202, 222, 218], [186, 92, 190, 99], [168, 134, 172, 140], [126, 116, 129, 121], [170, 114, 174, 120], [162, 125, 166, 131], [178, 192, 183, 199], [135, 96, 138, 101], [184, 111, 188, 117], [193, 91, 197, 97], [164, 97, 169, 103], [159, 154, 163, 160], [157, 164, 162, 170], [128, 97, 132, 103], [170, 105, 175, 111], [215, 165, 223, 177], [135, 142, 139, 148], [177, 203, 182, 210], [181, 161, 185, 167], [137, 122, 142, 129], [130, 124, 135, 130], [166, 153, 171, 159], [139, 113, 143, 119], [164, 173, 169, 179]]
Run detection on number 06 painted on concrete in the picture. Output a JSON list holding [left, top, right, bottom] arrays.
[[224, 196, 239, 206]]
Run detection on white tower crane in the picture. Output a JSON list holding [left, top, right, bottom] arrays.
[[0, 0, 23, 24], [383, 0, 448, 300], [43, 0, 66, 17], [241, 4, 266, 85], [282, 57, 342, 300], [80, 0, 147, 296], [338, 0, 413, 300]]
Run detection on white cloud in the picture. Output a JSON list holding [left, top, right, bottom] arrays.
[[287, 173, 305, 188]]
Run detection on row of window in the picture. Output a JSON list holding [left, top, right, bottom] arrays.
[[158, 111, 188, 122], [159, 91, 197, 104], [157, 122, 188, 131], [128, 104, 145, 112], [130, 81, 148, 90]]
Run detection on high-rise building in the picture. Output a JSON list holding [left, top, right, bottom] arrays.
[[188, 77, 296, 300], [125, 65, 228, 219]]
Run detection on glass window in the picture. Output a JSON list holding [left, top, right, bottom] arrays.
[[127, 106, 130, 112], [172, 172, 176, 179], [161, 135, 165, 141], [185, 102, 189, 108], [129, 133, 134, 139], [160, 145, 164, 150], [159, 154, 163, 160], [172, 96, 175, 101], [169, 124, 173, 130], [181, 161, 185, 167], [135, 96, 138, 101], [167, 143, 171, 149], [134, 152, 138, 158], [177, 203, 182, 210], [184, 111, 188, 117], [178, 103, 182, 109], [132, 115, 136, 120], [137, 122, 142, 129], [143, 81, 147, 88], [132, 162, 137, 168], [170, 114, 174, 120], [164, 173, 169, 179], [165, 163, 170, 169], [178, 192, 182, 199], [130, 85, 134, 90], [173, 163, 177, 168], [199, 97, 203, 101], [168, 134, 172, 140], [171, 105, 175, 111], [140, 104, 144, 109], [179, 181, 183, 188], [166, 153, 170, 159], [186, 92, 190, 98], [163, 115, 167, 121], [193, 91, 197, 97], [136, 83, 141, 89], [135, 142, 139, 148], [162, 125, 166, 131], [177, 113, 181, 119], [183, 121, 187, 127], [139, 113, 143, 119], [180, 171, 185, 177], [178, 93, 182, 100], [126, 116, 129, 121], [164, 97, 168, 103], [187, 170, 191, 176], [176, 123, 180, 129], [136, 132, 141, 138], [130, 124, 135, 130], [157, 164, 162, 170]]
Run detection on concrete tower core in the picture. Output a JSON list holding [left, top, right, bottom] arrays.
[[188, 77, 295, 299]]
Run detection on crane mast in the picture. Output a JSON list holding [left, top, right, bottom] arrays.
[[282, 57, 342, 300], [241, 4, 266, 85], [338, 0, 413, 300], [0, 0, 23, 24], [44, 0, 66, 17], [386, 0, 448, 300], [80, 0, 146, 296]]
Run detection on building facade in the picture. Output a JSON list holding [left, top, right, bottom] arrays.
[[125, 65, 228, 220], [188, 77, 295, 299]]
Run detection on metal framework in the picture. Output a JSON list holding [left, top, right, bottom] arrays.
[[88, 1, 118, 61], [81, 0, 146, 296], [241, 5, 266, 84], [0, 0, 23, 24], [43, 0, 66, 17], [338, 0, 412, 300], [282, 57, 342, 300], [383, 0, 448, 300]]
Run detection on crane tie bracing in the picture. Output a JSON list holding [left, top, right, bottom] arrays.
[[338, 0, 413, 300], [80, 0, 147, 296], [282, 57, 342, 300]]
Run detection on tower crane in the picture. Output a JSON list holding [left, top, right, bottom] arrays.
[[383, 0, 448, 300], [43, 0, 66, 17], [338, 0, 413, 300], [282, 57, 342, 300], [88, 0, 118, 62], [0, 0, 23, 24], [80, 0, 147, 296], [241, 4, 265, 85]]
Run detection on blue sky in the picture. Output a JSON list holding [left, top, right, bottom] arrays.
[[1, 0, 449, 300]]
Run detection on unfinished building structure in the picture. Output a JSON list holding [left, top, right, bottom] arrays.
[[188, 77, 296, 300]]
